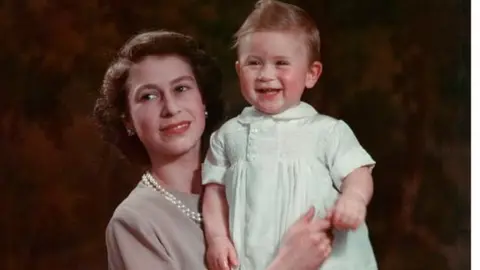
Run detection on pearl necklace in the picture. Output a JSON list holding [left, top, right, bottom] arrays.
[[141, 171, 203, 223]]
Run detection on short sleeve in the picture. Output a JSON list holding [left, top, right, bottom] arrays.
[[106, 208, 175, 270], [202, 130, 230, 185], [324, 120, 375, 190]]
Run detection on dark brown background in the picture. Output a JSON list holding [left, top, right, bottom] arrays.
[[0, 0, 470, 269]]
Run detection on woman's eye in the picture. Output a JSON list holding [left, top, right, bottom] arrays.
[[140, 93, 157, 101], [174, 85, 189, 92]]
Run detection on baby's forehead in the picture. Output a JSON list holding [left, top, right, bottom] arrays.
[[240, 29, 308, 41], [237, 31, 310, 57]]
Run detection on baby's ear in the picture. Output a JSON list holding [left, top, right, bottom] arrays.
[[305, 61, 322, 88], [235, 61, 241, 76]]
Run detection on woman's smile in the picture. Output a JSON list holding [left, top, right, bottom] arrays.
[[160, 121, 191, 136]]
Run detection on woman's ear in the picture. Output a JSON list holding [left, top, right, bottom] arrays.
[[305, 61, 323, 89], [122, 113, 135, 135]]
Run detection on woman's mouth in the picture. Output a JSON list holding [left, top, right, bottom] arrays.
[[160, 121, 191, 135]]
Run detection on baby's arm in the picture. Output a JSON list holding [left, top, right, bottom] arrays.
[[322, 120, 375, 230], [341, 166, 373, 205], [202, 129, 238, 270], [203, 184, 230, 240], [329, 166, 373, 230], [203, 184, 238, 270]]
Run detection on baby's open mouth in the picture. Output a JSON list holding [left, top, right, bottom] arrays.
[[256, 88, 281, 93]]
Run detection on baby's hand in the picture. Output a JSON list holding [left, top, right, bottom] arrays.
[[206, 236, 239, 270], [327, 192, 367, 230]]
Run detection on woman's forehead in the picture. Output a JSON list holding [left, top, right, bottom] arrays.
[[127, 55, 195, 86]]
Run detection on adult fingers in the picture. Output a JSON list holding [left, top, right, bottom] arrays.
[[301, 206, 316, 223], [228, 247, 239, 267], [309, 217, 332, 231], [289, 206, 316, 231], [316, 239, 332, 258], [216, 257, 229, 270]]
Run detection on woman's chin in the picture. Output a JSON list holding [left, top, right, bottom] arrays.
[[157, 139, 200, 158]]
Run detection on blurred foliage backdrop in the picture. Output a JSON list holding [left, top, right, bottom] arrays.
[[0, 0, 470, 269]]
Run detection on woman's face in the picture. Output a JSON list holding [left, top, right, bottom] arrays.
[[125, 55, 206, 159]]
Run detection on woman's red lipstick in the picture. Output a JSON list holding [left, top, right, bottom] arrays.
[[160, 121, 191, 135]]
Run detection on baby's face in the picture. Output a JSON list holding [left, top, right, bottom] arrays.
[[235, 30, 321, 115]]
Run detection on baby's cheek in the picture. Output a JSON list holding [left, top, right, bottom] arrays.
[[240, 69, 257, 81], [282, 72, 307, 92]]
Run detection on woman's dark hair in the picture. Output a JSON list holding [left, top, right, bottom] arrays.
[[93, 30, 224, 165]]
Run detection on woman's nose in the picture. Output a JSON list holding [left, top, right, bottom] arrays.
[[161, 93, 181, 117]]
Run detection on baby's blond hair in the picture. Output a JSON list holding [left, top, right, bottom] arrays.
[[233, 0, 321, 62]]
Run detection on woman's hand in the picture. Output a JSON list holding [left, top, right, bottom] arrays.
[[267, 207, 333, 270]]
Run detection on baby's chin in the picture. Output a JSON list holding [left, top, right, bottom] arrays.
[[253, 104, 288, 115]]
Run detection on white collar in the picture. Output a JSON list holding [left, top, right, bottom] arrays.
[[237, 102, 318, 124]]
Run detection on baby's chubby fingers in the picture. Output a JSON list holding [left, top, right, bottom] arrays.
[[332, 203, 348, 226]]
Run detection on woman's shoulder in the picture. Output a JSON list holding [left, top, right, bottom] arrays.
[[106, 183, 205, 265], [108, 183, 163, 225], [108, 183, 201, 228]]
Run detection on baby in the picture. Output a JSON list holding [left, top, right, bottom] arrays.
[[202, 1, 377, 269]]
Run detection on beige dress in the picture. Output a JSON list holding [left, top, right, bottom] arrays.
[[106, 181, 206, 270]]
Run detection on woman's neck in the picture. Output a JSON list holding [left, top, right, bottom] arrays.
[[148, 145, 203, 195]]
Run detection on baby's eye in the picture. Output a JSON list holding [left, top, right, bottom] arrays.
[[247, 60, 261, 66], [276, 60, 289, 66]]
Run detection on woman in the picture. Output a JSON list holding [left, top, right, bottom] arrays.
[[94, 30, 333, 270]]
